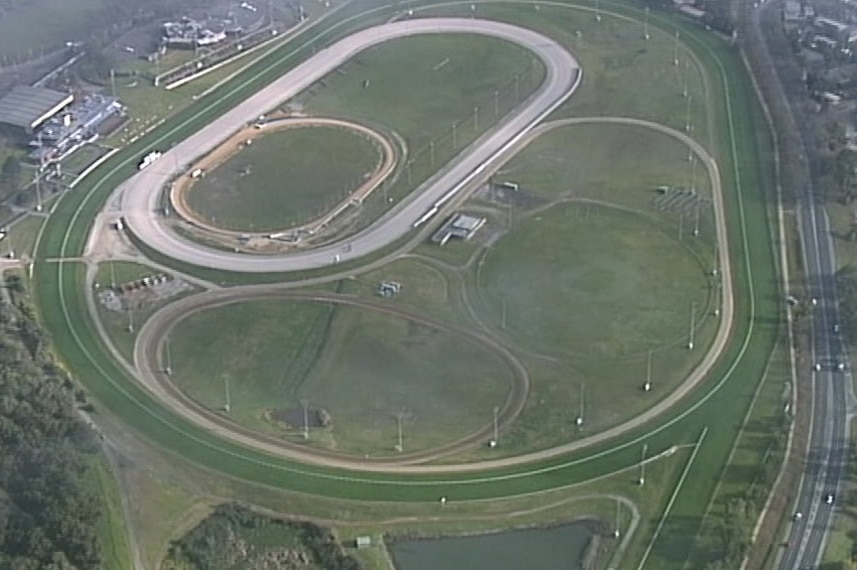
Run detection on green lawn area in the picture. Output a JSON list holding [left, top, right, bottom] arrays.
[[87, 456, 134, 570], [186, 124, 381, 231], [6, 214, 45, 259], [168, 298, 516, 455], [476, 204, 709, 357], [93, 261, 197, 363], [62, 145, 112, 177], [301, 33, 544, 202]]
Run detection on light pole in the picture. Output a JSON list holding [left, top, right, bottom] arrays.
[[396, 410, 404, 452], [639, 443, 648, 485], [692, 197, 701, 237], [223, 376, 230, 413], [685, 93, 693, 133], [595, 0, 601, 22], [644, 350, 652, 392], [643, 7, 650, 40], [109, 258, 116, 289], [690, 154, 697, 194], [473, 105, 479, 132], [576, 383, 585, 426], [164, 335, 172, 375], [490, 405, 499, 447], [614, 498, 621, 538], [688, 302, 696, 350], [494, 90, 500, 116], [429, 140, 435, 169], [126, 302, 134, 333], [302, 399, 309, 439], [673, 31, 680, 66], [451, 121, 457, 149]]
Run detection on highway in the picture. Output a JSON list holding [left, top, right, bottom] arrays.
[[745, 1, 856, 566], [119, 17, 581, 272], [778, 192, 853, 569]]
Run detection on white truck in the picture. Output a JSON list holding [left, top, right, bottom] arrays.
[[138, 150, 163, 170]]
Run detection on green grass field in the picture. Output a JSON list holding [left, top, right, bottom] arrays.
[[168, 298, 515, 454], [185, 124, 381, 231]]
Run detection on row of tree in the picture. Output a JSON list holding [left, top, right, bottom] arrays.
[[0, 273, 104, 570], [166, 504, 363, 570]]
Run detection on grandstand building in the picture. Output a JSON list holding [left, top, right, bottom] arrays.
[[28, 94, 125, 165], [0, 86, 74, 134]]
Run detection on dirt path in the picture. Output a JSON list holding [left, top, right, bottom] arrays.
[[104, 116, 735, 476]]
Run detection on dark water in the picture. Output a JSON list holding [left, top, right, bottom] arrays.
[[388, 521, 594, 570]]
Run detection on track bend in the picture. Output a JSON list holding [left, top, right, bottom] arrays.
[[119, 17, 580, 272]]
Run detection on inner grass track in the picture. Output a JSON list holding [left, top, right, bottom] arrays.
[[32, 1, 778, 567]]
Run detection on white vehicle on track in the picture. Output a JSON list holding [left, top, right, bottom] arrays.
[[138, 150, 163, 170]]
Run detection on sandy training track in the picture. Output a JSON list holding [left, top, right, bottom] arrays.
[[169, 117, 397, 240]]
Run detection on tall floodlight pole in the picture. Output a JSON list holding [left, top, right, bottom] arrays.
[[639, 443, 648, 485], [224, 376, 231, 413], [127, 303, 134, 333], [688, 302, 696, 350], [644, 350, 652, 392], [683, 61, 690, 98], [690, 155, 697, 194], [396, 411, 404, 452], [693, 197, 701, 237], [685, 93, 693, 133], [493, 405, 500, 446], [673, 31, 680, 66], [644, 7, 650, 40], [614, 498, 621, 538], [164, 335, 172, 376], [302, 399, 309, 439], [595, 0, 601, 22], [576, 383, 585, 426]]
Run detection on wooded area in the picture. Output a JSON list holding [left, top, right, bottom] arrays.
[[0, 273, 105, 570]]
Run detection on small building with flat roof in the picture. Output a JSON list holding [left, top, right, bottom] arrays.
[[0, 86, 73, 133], [431, 213, 486, 246]]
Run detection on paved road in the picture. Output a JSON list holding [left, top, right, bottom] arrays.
[[745, 2, 857, 566], [120, 17, 580, 272], [779, 192, 853, 569]]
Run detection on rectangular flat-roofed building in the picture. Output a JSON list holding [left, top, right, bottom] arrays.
[[0, 86, 73, 133]]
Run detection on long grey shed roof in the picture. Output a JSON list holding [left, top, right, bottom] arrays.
[[0, 86, 73, 130]]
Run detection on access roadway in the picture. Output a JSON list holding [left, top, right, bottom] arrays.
[[119, 17, 581, 271]]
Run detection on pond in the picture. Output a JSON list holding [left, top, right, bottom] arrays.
[[388, 521, 596, 570]]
